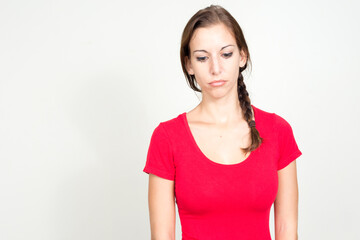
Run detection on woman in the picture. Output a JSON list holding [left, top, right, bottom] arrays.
[[143, 5, 302, 240]]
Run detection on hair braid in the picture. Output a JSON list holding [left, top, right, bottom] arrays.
[[237, 67, 263, 153]]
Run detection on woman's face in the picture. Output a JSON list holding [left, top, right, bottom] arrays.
[[186, 23, 246, 98]]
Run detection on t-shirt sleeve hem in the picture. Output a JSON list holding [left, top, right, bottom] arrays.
[[277, 149, 302, 171], [143, 166, 175, 181]]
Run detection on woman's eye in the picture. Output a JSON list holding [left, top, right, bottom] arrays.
[[223, 52, 233, 58], [196, 56, 207, 62]]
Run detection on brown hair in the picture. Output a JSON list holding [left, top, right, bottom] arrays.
[[180, 4, 263, 153]]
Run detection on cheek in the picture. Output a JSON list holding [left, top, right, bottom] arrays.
[[192, 63, 209, 80], [223, 59, 240, 76], [231, 62, 240, 76]]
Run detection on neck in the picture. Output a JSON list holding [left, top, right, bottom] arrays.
[[198, 89, 245, 126]]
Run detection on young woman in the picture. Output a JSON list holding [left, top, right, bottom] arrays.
[[143, 5, 302, 240]]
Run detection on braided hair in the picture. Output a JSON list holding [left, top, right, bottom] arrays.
[[237, 66, 263, 153]]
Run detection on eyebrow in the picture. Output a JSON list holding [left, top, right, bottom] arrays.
[[193, 44, 235, 54]]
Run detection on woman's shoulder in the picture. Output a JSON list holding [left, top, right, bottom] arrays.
[[252, 104, 275, 122], [154, 112, 186, 134], [252, 104, 292, 128], [147, 112, 185, 148]]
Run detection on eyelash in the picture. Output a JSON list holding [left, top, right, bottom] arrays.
[[196, 52, 233, 62], [196, 57, 207, 62], [223, 52, 233, 58]]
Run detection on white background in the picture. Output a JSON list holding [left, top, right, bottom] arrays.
[[1, 0, 359, 239]]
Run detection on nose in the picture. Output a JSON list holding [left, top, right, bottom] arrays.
[[210, 56, 222, 76]]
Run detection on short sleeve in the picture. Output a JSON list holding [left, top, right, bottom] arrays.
[[143, 123, 175, 181], [275, 114, 302, 171]]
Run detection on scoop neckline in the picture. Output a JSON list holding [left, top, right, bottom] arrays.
[[182, 104, 258, 167]]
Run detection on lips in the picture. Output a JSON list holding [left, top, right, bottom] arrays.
[[209, 80, 227, 87], [209, 80, 226, 84]]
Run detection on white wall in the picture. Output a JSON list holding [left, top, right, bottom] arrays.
[[0, 0, 359, 239]]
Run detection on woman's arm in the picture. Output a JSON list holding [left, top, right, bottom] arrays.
[[274, 160, 299, 240], [148, 173, 176, 240]]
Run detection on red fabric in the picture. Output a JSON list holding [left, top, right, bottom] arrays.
[[143, 105, 302, 240]]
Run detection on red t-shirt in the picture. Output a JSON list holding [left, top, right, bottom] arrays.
[[143, 105, 302, 240]]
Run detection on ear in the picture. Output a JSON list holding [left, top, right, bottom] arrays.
[[239, 50, 247, 68], [185, 56, 195, 75]]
